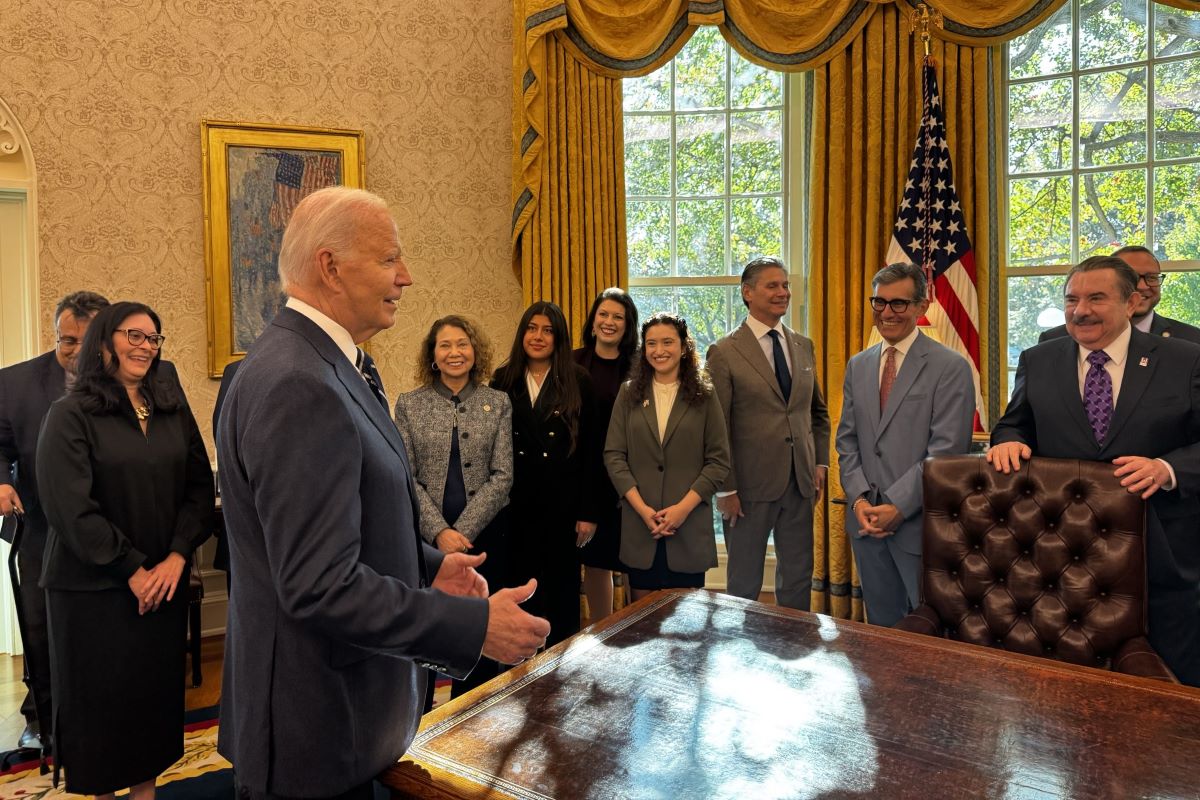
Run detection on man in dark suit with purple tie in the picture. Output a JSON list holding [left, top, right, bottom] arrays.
[[990, 255, 1200, 686]]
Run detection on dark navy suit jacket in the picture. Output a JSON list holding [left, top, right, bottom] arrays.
[[216, 308, 488, 796]]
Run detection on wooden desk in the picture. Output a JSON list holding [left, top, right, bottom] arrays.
[[382, 590, 1200, 799]]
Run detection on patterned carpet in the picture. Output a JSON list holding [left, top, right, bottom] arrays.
[[0, 708, 230, 800]]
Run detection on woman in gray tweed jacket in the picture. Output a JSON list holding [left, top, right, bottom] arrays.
[[394, 314, 513, 698]]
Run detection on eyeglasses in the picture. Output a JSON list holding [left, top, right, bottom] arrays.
[[55, 337, 82, 350], [869, 297, 917, 313], [1137, 272, 1163, 287], [116, 328, 166, 349]]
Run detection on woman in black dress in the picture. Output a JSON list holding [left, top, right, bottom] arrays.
[[573, 288, 638, 622], [36, 301, 213, 798], [492, 301, 599, 647]]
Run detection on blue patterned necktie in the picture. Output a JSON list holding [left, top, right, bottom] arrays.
[[356, 349, 389, 412], [767, 330, 792, 402], [1083, 349, 1112, 444]]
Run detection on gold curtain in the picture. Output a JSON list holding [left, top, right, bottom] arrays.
[[807, 4, 1002, 619], [513, 29, 627, 342]]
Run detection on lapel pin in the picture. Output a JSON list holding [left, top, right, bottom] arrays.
[[1163, 331, 1171, 338], [1139, 357, 1149, 367], [483, 403, 492, 412]]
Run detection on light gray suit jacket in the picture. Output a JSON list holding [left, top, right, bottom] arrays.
[[394, 383, 513, 544], [604, 382, 730, 572], [706, 320, 831, 501], [216, 309, 489, 797], [835, 331, 975, 555]]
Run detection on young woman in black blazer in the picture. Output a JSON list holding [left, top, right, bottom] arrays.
[[492, 301, 599, 647]]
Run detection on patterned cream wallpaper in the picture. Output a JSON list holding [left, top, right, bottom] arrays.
[[0, 0, 522, 449]]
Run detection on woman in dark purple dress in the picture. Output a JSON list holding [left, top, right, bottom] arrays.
[[573, 288, 638, 622]]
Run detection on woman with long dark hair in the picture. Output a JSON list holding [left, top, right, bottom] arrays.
[[604, 312, 729, 600], [573, 288, 638, 621], [395, 314, 512, 698], [492, 301, 599, 646], [36, 301, 213, 798]]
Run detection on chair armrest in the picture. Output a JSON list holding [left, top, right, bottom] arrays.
[[1113, 637, 1177, 682], [893, 604, 944, 636]]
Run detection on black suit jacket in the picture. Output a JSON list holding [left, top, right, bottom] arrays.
[[216, 308, 488, 796], [993, 331, 1200, 590], [0, 352, 65, 546], [0, 353, 182, 548], [1039, 313, 1200, 346]]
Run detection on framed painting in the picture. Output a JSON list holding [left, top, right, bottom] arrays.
[[201, 120, 365, 376]]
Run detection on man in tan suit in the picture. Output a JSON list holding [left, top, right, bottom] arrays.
[[706, 257, 831, 610]]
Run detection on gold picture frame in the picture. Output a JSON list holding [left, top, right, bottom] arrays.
[[201, 120, 365, 377]]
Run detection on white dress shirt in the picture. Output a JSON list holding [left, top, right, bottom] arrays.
[[878, 327, 921, 388], [744, 315, 792, 376], [1134, 311, 1156, 334], [286, 297, 357, 366]]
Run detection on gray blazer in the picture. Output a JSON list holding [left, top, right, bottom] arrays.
[[604, 382, 730, 573], [835, 332, 975, 554], [394, 382, 513, 544], [706, 321, 831, 501], [216, 308, 488, 797]]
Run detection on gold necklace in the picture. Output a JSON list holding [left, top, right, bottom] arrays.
[[135, 404, 150, 421]]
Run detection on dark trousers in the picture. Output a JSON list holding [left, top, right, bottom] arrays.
[[1148, 586, 1200, 687], [17, 537, 52, 734], [236, 778, 384, 800]]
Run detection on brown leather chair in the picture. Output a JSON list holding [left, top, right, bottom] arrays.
[[895, 454, 1175, 681]]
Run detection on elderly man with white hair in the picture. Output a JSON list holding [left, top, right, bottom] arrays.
[[216, 186, 549, 799]]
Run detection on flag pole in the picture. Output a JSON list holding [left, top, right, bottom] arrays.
[[909, 2, 944, 299]]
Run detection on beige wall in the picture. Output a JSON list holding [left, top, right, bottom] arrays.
[[0, 0, 522, 449]]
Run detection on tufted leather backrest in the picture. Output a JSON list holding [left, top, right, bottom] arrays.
[[921, 455, 1147, 670]]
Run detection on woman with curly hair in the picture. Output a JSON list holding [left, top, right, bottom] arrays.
[[604, 312, 730, 600], [36, 301, 213, 797], [395, 314, 512, 697], [573, 288, 638, 621], [492, 301, 599, 646]]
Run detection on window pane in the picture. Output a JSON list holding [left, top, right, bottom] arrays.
[[677, 285, 738, 356], [1153, 162, 1200, 260], [1078, 168, 1147, 257], [1153, 57, 1200, 160], [625, 115, 671, 196], [677, 199, 726, 277], [676, 114, 725, 196], [731, 111, 782, 194], [731, 48, 782, 108], [630, 287, 676, 321], [627, 200, 671, 278], [1157, 272, 1200, 326], [1008, 175, 1073, 265], [1008, 4, 1072, 79], [1154, 4, 1200, 58], [731, 197, 783, 269], [1079, 68, 1147, 167], [675, 27, 726, 110], [624, 66, 671, 113], [1008, 78, 1073, 173], [1079, 0, 1147, 69], [1006, 273, 1066, 371]]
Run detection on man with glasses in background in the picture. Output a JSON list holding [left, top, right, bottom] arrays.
[[1040, 245, 1200, 346], [835, 263, 975, 626], [0, 291, 108, 751]]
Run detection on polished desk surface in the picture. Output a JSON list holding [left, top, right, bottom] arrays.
[[382, 590, 1200, 799]]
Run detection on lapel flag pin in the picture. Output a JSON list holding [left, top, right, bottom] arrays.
[[1139, 357, 1149, 367]]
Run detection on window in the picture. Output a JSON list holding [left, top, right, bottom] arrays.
[[1005, 1, 1200, 390], [623, 27, 793, 353]]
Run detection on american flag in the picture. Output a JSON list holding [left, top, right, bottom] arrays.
[[267, 152, 341, 229], [886, 62, 985, 428]]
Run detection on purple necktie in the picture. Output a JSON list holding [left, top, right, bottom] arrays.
[[1083, 349, 1112, 444]]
